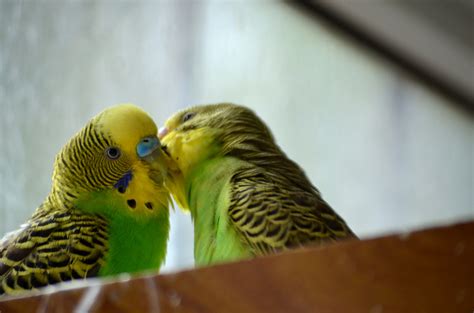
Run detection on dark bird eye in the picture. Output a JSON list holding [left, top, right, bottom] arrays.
[[182, 112, 195, 123], [106, 147, 121, 160]]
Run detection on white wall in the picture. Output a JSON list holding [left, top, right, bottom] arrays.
[[1, 1, 472, 273]]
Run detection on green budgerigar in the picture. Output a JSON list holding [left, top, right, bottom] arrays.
[[0, 104, 171, 296], [159, 103, 356, 266]]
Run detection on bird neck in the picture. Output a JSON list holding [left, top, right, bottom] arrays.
[[99, 206, 169, 276], [41, 185, 77, 214], [185, 156, 242, 216]]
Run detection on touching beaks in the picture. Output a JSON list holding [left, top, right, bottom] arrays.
[[136, 136, 161, 158], [158, 127, 168, 140]]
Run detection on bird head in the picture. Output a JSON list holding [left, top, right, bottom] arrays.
[[159, 103, 276, 176], [158, 103, 280, 210], [51, 104, 170, 220]]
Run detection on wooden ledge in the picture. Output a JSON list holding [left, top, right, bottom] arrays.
[[0, 221, 473, 313]]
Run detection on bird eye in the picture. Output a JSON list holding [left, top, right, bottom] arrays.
[[106, 147, 121, 160], [182, 112, 195, 123]]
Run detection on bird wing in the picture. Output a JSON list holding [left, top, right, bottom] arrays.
[[228, 168, 356, 256], [0, 208, 108, 295]]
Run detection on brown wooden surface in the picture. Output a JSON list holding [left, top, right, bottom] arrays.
[[0, 221, 473, 313]]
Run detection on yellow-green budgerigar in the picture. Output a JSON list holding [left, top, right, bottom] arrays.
[[159, 103, 356, 266], [0, 104, 171, 296]]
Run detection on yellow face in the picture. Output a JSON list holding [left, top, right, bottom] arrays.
[[159, 104, 246, 210], [159, 105, 231, 178], [55, 104, 171, 217], [160, 126, 219, 178], [101, 104, 172, 216]]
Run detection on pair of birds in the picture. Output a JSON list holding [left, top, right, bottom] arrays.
[[0, 103, 356, 296]]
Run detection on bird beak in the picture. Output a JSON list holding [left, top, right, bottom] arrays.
[[136, 136, 161, 159], [137, 136, 166, 186], [158, 127, 169, 140]]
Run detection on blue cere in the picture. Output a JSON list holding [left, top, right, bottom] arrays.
[[137, 136, 160, 158]]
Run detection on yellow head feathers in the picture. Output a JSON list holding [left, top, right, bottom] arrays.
[[160, 103, 275, 177], [95, 104, 158, 160], [50, 103, 170, 217]]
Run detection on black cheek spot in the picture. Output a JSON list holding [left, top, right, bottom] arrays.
[[127, 199, 136, 209], [145, 202, 153, 210], [118, 186, 126, 194]]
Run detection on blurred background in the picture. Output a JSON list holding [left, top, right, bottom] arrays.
[[1, 1, 472, 272]]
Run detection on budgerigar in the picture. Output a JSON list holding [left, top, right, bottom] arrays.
[[0, 104, 171, 296], [159, 103, 356, 266]]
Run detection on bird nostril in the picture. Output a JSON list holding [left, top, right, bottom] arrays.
[[145, 202, 153, 210]]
